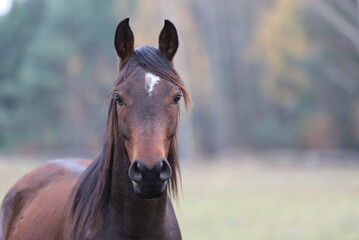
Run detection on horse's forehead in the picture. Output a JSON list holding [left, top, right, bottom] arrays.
[[126, 71, 173, 97]]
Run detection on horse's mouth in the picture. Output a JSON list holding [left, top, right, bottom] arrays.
[[135, 191, 164, 199], [132, 181, 167, 199]]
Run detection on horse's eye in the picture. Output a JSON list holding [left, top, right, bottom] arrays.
[[168, 133, 175, 142], [172, 92, 182, 105], [113, 93, 125, 106]]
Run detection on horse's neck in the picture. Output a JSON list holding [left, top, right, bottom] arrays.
[[108, 151, 169, 236]]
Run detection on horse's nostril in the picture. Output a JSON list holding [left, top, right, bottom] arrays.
[[128, 159, 143, 183], [135, 162, 140, 170], [157, 159, 172, 181]]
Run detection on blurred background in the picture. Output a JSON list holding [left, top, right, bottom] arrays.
[[1, 0, 359, 239]]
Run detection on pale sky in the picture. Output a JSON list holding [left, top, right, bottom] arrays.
[[0, 0, 12, 16]]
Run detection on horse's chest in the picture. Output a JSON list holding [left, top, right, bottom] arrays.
[[87, 225, 181, 240]]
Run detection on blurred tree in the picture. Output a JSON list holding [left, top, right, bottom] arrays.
[[189, 0, 271, 153], [250, 0, 310, 107], [304, 0, 359, 148], [0, 0, 46, 146], [0, 0, 134, 151], [246, 0, 313, 148]]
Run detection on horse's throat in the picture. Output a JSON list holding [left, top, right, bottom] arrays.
[[108, 190, 168, 237]]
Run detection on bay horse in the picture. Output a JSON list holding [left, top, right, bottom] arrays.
[[0, 18, 190, 240]]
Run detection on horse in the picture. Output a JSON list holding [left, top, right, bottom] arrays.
[[0, 18, 190, 240]]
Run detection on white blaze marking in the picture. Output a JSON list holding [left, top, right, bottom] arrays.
[[145, 72, 160, 96]]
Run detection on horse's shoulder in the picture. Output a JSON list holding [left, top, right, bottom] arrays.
[[0, 158, 92, 240], [3, 158, 91, 202], [9, 158, 91, 193]]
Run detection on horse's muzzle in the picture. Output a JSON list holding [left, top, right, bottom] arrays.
[[128, 158, 172, 199]]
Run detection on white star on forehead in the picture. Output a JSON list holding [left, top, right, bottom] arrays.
[[144, 72, 160, 96]]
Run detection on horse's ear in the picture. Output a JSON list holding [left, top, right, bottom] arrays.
[[114, 18, 134, 61], [159, 20, 178, 62]]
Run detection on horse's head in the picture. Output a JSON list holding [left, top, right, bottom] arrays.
[[111, 18, 189, 199]]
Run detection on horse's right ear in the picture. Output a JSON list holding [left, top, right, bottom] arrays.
[[114, 18, 134, 61], [159, 20, 178, 63]]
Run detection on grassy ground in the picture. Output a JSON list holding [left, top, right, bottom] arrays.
[[1, 155, 359, 239]]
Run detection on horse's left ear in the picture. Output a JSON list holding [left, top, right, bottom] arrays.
[[159, 20, 178, 62]]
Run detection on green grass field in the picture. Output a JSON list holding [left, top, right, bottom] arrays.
[[1, 156, 359, 240]]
